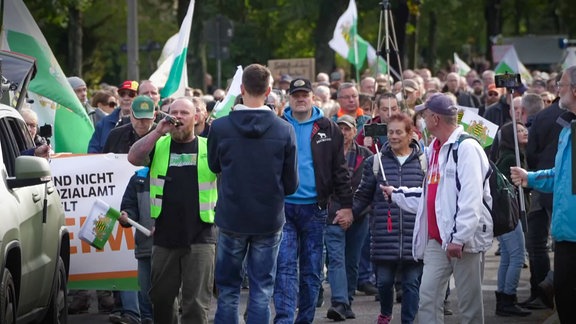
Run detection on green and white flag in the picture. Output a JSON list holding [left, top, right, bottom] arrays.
[[562, 47, 576, 71], [150, 33, 180, 89], [159, 0, 195, 99], [367, 44, 388, 74], [211, 66, 243, 119], [1, 0, 94, 153], [494, 46, 532, 84], [459, 109, 498, 148], [328, 0, 368, 71], [454, 52, 471, 76]]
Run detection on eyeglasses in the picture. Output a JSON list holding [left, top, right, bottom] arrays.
[[338, 94, 358, 100], [556, 82, 572, 89], [26, 123, 37, 129], [119, 90, 136, 98], [488, 92, 499, 97], [108, 101, 118, 108], [543, 99, 552, 104]]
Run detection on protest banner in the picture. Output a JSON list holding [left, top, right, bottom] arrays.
[[50, 153, 140, 290]]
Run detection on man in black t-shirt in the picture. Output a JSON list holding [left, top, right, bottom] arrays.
[[128, 97, 217, 324]]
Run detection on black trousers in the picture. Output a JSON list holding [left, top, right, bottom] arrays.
[[525, 192, 551, 296], [554, 241, 576, 324]]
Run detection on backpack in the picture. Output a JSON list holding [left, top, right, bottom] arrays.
[[451, 134, 520, 237]]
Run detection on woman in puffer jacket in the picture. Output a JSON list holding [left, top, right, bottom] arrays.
[[353, 113, 426, 324]]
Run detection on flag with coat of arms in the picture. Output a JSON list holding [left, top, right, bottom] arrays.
[[329, 0, 368, 71]]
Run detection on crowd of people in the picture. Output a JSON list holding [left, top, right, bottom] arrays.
[[18, 59, 576, 324]]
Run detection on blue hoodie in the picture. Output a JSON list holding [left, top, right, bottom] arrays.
[[283, 106, 324, 204]]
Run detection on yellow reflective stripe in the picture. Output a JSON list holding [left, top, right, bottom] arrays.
[[150, 178, 165, 187], [198, 181, 216, 191]]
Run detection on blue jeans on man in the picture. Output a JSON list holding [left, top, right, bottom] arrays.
[[274, 203, 326, 324], [137, 257, 153, 321], [215, 229, 282, 324], [325, 216, 369, 306]]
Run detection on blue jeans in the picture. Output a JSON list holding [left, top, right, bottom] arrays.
[[376, 261, 423, 323], [137, 257, 153, 321], [325, 216, 369, 305], [497, 222, 526, 295], [119, 290, 140, 320], [274, 203, 326, 324], [215, 229, 282, 324]]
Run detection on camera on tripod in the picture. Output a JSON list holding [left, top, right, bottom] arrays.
[[494, 72, 522, 89]]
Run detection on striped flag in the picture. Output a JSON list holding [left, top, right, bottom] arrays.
[[1, 0, 94, 153], [329, 0, 368, 71], [454, 52, 471, 76], [159, 0, 195, 99], [494, 46, 532, 84], [211, 66, 243, 119]]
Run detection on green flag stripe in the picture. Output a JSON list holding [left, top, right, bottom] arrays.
[[160, 49, 188, 98]]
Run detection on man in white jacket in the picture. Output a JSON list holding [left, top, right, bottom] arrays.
[[381, 93, 493, 324]]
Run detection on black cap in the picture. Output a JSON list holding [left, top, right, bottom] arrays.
[[289, 78, 313, 94]]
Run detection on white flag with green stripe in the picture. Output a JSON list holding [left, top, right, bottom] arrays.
[[454, 52, 471, 76], [160, 0, 195, 99], [494, 46, 532, 84], [211, 66, 243, 119], [1, 0, 94, 153], [329, 0, 367, 71]]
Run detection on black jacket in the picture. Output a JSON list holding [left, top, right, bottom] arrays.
[[525, 100, 563, 209], [102, 123, 156, 154], [353, 140, 425, 262], [207, 107, 298, 235]]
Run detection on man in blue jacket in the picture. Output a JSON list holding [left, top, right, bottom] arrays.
[[511, 66, 576, 324], [207, 64, 298, 324], [273, 78, 353, 324]]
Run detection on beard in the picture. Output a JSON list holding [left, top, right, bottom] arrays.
[[170, 125, 194, 142]]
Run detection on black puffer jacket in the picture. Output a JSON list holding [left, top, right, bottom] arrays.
[[353, 140, 425, 263]]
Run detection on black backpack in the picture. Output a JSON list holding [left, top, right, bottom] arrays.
[[451, 134, 520, 237]]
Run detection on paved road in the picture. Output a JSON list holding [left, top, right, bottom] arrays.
[[70, 244, 558, 323]]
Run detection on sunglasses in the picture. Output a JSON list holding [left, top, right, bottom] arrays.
[[119, 90, 136, 98], [108, 101, 118, 108], [488, 92, 499, 97]]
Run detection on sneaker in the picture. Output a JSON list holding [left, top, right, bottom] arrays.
[[117, 314, 140, 324], [519, 295, 549, 310], [377, 314, 391, 324], [327, 303, 347, 321], [358, 282, 378, 296], [108, 312, 122, 323], [345, 304, 356, 319]]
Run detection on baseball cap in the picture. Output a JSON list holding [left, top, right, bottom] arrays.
[[415, 93, 457, 116], [67, 76, 86, 90], [403, 79, 419, 93], [280, 74, 292, 83], [487, 84, 500, 95], [289, 78, 313, 94], [336, 114, 357, 129], [131, 96, 155, 119], [532, 79, 546, 88], [119, 80, 139, 92]]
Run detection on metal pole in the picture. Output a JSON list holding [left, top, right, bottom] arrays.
[[508, 89, 527, 230], [127, 0, 139, 81]]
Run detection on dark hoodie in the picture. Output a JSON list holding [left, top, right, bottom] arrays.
[[207, 105, 299, 235]]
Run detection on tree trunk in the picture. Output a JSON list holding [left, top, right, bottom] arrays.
[[484, 0, 502, 64], [391, 0, 409, 76], [426, 10, 436, 70], [315, 0, 347, 76], [67, 6, 83, 76]]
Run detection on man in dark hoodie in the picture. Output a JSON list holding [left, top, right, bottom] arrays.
[[273, 78, 353, 324], [207, 63, 299, 324]]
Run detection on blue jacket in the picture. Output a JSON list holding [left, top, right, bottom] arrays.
[[207, 106, 298, 235], [527, 111, 576, 243], [353, 140, 425, 262], [88, 108, 121, 153]]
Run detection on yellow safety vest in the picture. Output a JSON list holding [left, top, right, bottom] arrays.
[[149, 135, 217, 223]]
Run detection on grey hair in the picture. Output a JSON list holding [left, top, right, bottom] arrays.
[[337, 82, 357, 96], [567, 66, 576, 86], [521, 93, 544, 117]]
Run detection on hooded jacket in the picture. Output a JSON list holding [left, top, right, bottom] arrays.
[[207, 105, 298, 235]]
